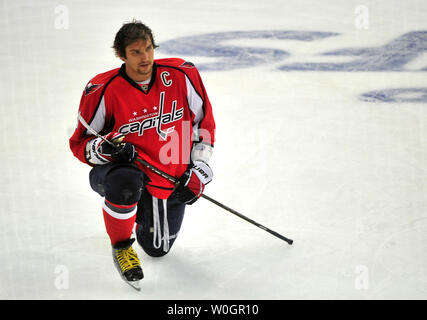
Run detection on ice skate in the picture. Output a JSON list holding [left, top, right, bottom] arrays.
[[112, 238, 144, 291]]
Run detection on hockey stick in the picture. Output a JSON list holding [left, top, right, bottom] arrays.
[[77, 113, 294, 245]]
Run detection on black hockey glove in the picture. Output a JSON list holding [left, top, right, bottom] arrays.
[[86, 132, 138, 165], [172, 161, 213, 205]]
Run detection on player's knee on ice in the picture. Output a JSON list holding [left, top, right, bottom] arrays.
[[136, 226, 178, 257]]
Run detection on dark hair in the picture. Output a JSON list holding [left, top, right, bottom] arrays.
[[112, 19, 159, 58]]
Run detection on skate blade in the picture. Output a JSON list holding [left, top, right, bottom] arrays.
[[126, 279, 141, 291]]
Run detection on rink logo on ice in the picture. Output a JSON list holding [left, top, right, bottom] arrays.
[[159, 30, 427, 103], [158, 30, 427, 72], [360, 88, 427, 103]]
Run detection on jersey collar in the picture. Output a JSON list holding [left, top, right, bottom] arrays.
[[119, 62, 157, 95]]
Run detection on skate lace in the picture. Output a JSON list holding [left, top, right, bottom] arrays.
[[115, 247, 140, 273]]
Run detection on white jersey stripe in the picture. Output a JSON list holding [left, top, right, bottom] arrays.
[[102, 200, 137, 220], [88, 96, 106, 135], [185, 75, 204, 127]]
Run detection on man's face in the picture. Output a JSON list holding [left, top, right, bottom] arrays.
[[121, 38, 155, 82]]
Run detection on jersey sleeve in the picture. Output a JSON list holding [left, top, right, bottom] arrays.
[[69, 79, 113, 165], [183, 63, 216, 147]]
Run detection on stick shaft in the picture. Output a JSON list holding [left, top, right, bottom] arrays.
[[135, 158, 178, 183], [200, 194, 293, 245], [77, 112, 115, 147]]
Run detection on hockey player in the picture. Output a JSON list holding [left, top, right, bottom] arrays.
[[69, 20, 216, 290]]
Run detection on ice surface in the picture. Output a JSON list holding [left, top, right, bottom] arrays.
[[0, 0, 426, 299]]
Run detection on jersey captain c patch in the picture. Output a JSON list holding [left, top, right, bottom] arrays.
[[84, 82, 104, 96]]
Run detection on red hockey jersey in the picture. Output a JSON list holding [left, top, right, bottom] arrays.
[[69, 58, 216, 199]]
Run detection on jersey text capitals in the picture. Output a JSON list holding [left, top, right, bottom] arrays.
[[118, 91, 183, 140]]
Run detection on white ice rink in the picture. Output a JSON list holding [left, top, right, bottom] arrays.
[[1, 0, 426, 300]]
